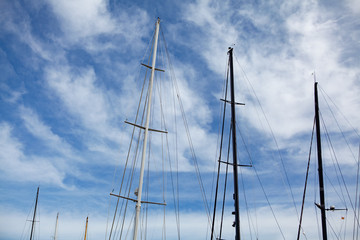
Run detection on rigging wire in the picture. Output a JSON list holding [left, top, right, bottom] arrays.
[[318, 84, 360, 238], [233, 53, 300, 224], [115, 64, 147, 240], [320, 117, 348, 206], [307, 83, 360, 239], [297, 117, 315, 240], [157, 30, 182, 239], [232, 52, 286, 239], [20, 193, 37, 240], [107, 26, 155, 240], [161, 28, 213, 229], [239, 163, 254, 240], [246, 151, 286, 239], [320, 112, 359, 229], [326, 217, 341, 240], [212, 49, 287, 239], [210, 57, 230, 240], [318, 86, 360, 139], [209, 53, 232, 240], [219, 126, 232, 239], [110, 22, 191, 240], [319, 85, 359, 163], [159, 27, 182, 239], [235, 119, 282, 240], [312, 140, 322, 240], [236, 124, 261, 238], [236, 122, 259, 239]]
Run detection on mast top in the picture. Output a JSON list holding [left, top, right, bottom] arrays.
[[313, 72, 317, 83]]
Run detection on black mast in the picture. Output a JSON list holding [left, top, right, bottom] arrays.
[[314, 82, 328, 240], [229, 47, 241, 240], [30, 187, 39, 240]]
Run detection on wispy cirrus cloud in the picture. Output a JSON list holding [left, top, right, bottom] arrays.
[[19, 105, 79, 160], [43, 64, 127, 147], [45, 0, 150, 53], [0, 0, 359, 239], [179, 0, 360, 144], [0, 122, 67, 187]]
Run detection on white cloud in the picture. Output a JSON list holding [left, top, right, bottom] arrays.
[[0, 0, 62, 65], [45, 65, 118, 139], [43, 63, 132, 166], [19, 105, 79, 160], [45, 0, 150, 52], [180, 0, 360, 144], [46, 0, 116, 39], [0, 122, 66, 187], [1, 1, 359, 239], [345, 0, 360, 14]]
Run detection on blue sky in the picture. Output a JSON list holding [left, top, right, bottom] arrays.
[[0, 0, 359, 239]]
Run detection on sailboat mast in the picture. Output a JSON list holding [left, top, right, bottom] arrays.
[[133, 18, 161, 240], [314, 81, 328, 240], [29, 187, 39, 240], [54, 212, 59, 240], [84, 216, 88, 240], [229, 47, 241, 240]]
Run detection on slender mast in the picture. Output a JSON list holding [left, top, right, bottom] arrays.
[[133, 18, 161, 240], [229, 47, 241, 240], [54, 212, 59, 240], [84, 216, 88, 240], [29, 187, 39, 240], [314, 81, 328, 240]]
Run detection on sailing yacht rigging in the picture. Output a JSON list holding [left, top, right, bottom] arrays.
[[314, 81, 328, 240], [106, 18, 191, 240], [210, 48, 250, 240], [297, 79, 359, 240]]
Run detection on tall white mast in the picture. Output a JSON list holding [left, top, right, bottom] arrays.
[[133, 18, 161, 240]]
